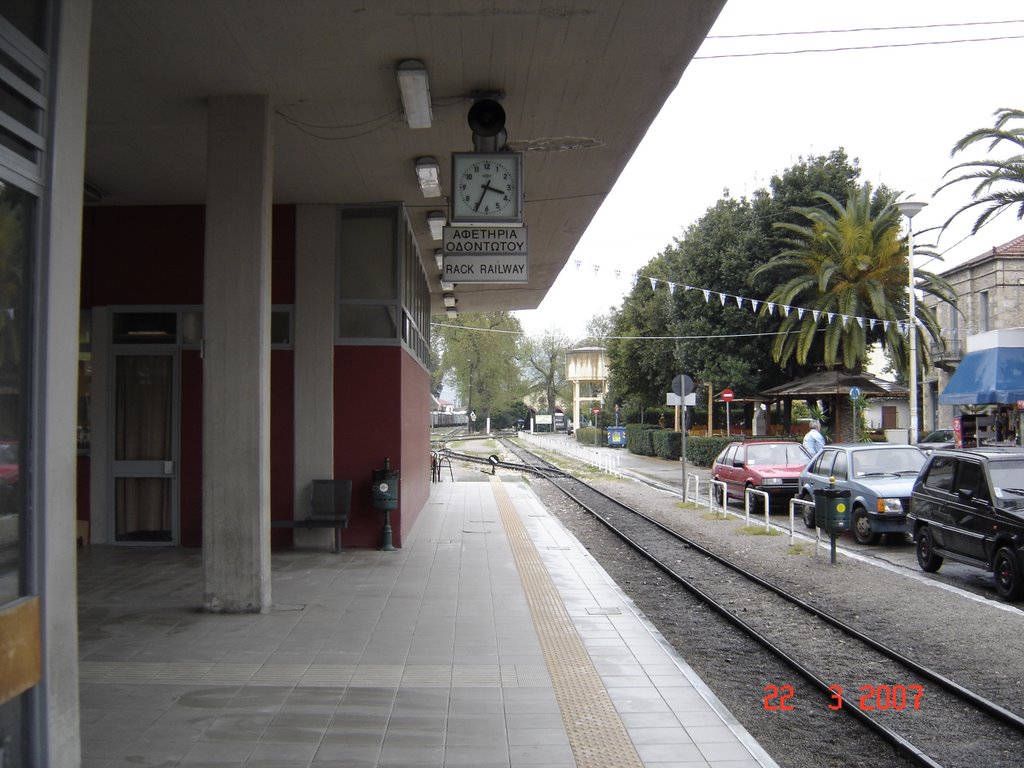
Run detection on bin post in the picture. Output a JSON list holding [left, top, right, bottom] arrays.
[[814, 478, 851, 565], [372, 458, 399, 552]]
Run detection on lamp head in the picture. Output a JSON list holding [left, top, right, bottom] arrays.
[[895, 199, 927, 219]]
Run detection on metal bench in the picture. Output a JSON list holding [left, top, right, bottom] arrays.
[[271, 479, 351, 552]]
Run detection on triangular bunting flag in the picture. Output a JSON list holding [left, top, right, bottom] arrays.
[[649, 277, 657, 290], [702, 289, 711, 302], [668, 283, 676, 296], [719, 293, 727, 305]]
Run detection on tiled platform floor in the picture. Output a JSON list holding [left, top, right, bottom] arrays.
[[77, 476, 778, 768]]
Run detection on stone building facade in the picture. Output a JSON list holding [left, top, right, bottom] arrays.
[[921, 234, 1024, 429]]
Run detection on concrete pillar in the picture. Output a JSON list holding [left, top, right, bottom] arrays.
[[293, 206, 336, 546], [202, 95, 273, 613], [40, 3, 93, 763]]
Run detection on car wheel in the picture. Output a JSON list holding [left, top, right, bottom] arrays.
[[915, 526, 943, 573], [993, 546, 1024, 601], [801, 492, 815, 529], [712, 481, 725, 506], [852, 506, 880, 545]]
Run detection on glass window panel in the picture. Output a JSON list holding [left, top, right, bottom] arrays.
[[271, 309, 291, 346], [1, 1, 48, 47], [0, 184, 32, 603], [115, 478, 172, 542], [338, 210, 396, 300], [113, 312, 177, 344], [337, 305, 396, 339]]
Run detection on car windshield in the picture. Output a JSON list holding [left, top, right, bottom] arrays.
[[746, 444, 810, 466], [851, 448, 925, 478], [989, 460, 1024, 499]]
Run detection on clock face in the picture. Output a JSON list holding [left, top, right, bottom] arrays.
[[451, 153, 523, 224]]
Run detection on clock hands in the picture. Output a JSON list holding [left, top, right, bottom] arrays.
[[472, 180, 507, 212]]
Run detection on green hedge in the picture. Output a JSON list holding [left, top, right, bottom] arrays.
[[685, 436, 740, 466], [625, 423, 660, 455]]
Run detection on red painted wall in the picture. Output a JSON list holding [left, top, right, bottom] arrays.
[[79, 205, 297, 546], [333, 345, 430, 548]]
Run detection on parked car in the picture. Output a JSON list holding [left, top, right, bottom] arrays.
[[909, 448, 1024, 601], [712, 440, 811, 512], [797, 443, 926, 544], [916, 428, 956, 455]]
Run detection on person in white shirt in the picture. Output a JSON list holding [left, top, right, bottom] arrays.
[[803, 420, 825, 456]]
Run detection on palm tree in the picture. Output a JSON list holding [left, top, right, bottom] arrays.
[[936, 107, 1024, 235], [752, 183, 957, 440]]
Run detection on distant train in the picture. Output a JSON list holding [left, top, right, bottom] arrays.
[[431, 411, 468, 428]]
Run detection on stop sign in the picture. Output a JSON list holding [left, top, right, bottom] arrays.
[[721, 388, 734, 402]]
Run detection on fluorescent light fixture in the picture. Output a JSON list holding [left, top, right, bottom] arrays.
[[446, 308, 458, 318], [427, 211, 446, 240], [397, 60, 433, 129], [443, 293, 457, 308], [416, 157, 442, 197]]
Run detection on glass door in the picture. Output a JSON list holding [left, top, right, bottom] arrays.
[[112, 354, 177, 543]]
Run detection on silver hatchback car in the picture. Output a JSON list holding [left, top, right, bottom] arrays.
[[798, 443, 927, 544]]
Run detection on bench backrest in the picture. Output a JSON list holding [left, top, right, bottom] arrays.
[[310, 479, 352, 523]]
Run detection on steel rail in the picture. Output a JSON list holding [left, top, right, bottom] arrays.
[[505, 439, 1024, 767]]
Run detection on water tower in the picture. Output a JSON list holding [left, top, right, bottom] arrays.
[[566, 347, 608, 430]]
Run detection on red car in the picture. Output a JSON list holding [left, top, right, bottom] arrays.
[[712, 440, 811, 512]]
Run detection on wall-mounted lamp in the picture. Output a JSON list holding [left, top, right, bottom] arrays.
[[443, 293, 457, 308], [434, 250, 444, 272], [440, 280, 454, 291], [396, 59, 433, 129], [416, 157, 442, 198], [446, 308, 458, 318], [427, 211, 446, 240]]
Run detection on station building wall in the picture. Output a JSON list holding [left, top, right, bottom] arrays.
[[78, 204, 429, 549]]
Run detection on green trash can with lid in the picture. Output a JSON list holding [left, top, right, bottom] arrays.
[[372, 458, 399, 511], [814, 484, 851, 534]]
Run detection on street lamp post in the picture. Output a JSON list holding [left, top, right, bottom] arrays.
[[466, 359, 473, 434], [896, 199, 927, 445]]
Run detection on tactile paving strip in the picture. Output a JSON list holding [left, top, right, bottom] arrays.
[[491, 478, 644, 768]]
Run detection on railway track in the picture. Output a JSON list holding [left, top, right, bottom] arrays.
[[499, 438, 1024, 768]]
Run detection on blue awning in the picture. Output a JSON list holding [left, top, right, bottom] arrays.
[[939, 347, 1024, 405]]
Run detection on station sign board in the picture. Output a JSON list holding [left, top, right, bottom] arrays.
[[442, 226, 528, 283]]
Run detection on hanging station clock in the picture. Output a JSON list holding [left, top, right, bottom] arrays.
[[450, 152, 523, 225]]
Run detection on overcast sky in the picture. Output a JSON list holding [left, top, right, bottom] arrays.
[[515, 0, 1024, 340]]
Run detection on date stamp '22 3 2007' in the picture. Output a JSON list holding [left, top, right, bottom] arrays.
[[764, 683, 925, 712]]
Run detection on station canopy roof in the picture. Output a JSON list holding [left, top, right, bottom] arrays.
[[938, 347, 1024, 405]]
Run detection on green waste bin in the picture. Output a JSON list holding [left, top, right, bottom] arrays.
[[814, 487, 851, 534], [372, 461, 399, 511]]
